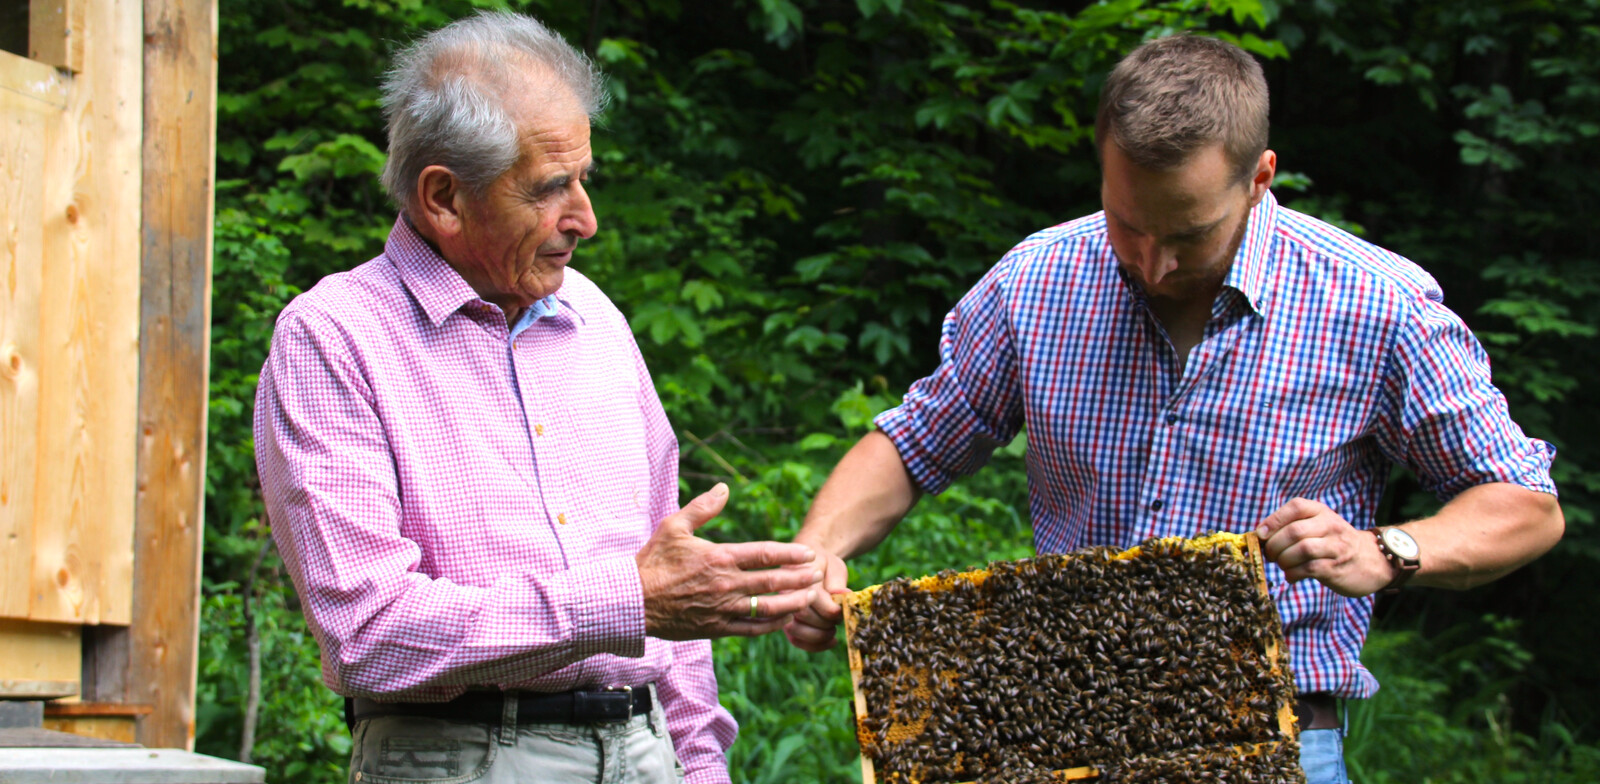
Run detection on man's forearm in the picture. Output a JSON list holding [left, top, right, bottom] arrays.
[[795, 430, 921, 559], [1406, 482, 1564, 590]]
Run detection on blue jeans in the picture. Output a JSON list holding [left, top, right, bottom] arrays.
[[1300, 728, 1350, 784]]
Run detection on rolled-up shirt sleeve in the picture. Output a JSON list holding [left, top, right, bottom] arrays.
[[256, 307, 647, 698], [1374, 289, 1557, 500], [875, 257, 1027, 495]]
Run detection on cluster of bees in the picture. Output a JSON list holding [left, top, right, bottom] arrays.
[[845, 534, 1303, 784]]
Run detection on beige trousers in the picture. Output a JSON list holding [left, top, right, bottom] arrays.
[[347, 687, 685, 784]]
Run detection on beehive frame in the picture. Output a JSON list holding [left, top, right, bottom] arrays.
[[842, 532, 1299, 784]]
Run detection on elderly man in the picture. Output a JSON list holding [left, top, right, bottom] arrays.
[[255, 12, 818, 784], [784, 35, 1563, 782]]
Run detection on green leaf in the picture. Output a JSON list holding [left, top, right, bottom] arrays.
[[798, 433, 839, 451], [795, 254, 834, 282], [859, 322, 911, 364], [682, 279, 724, 313]]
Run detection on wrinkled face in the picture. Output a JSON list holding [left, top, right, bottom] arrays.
[[452, 88, 597, 312], [1101, 141, 1269, 304]]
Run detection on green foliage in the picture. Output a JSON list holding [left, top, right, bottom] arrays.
[[1349, 620, 1600, 783], [200, 0, 1600, 780], [197, 582, 348, 784]]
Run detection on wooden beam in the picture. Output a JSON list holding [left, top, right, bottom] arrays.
[[6, 0, 142, 634], [81, 625, 132, 703], [41, 715, 140, 745], [25, 0, 141, 629], [28, 0, 85, 73], [0, 49, 69, 109], [0, 619, 81, 688], [44, 703, 154, 717], [134, 0, 215, 751], [0, 680, 79, 699], [0, 52, 54, 620]]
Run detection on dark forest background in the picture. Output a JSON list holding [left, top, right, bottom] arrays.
[[199, 1, 1600, 780]]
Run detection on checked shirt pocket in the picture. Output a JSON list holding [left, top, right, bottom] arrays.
[[351, 716, 497, 784]]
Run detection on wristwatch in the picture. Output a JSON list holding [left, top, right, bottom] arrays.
[[1373, 527, 1421, 595]]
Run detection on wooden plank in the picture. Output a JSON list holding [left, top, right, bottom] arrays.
[[40, 716, 139, 745], [81, 625, 131, 703], [0, 727, 134, 748], [28, 0, 85, 73], [27, 0, 142, 626], [79, 0, 140, 627], [43, 703, 151, 746], [0, 680, 78, 699], [1244, 533, 1299, 738], [132, 0, 215, 751], [842, 592, 874, 784], [44, 703, 153, 717], [0, 49, 69, 109], [0, 54, 53, 620], [0, 618, 81, 686]]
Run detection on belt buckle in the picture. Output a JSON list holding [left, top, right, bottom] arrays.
[[576, 686, 634, 724]]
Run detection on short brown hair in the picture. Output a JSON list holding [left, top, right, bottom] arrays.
[[1095, 35, 1269, 182]]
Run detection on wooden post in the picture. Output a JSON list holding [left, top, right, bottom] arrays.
[[133, 0, 215, 750], [28, 0, 86, 73]]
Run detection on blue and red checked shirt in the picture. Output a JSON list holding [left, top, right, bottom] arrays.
[[875, 191, 1557, 698]]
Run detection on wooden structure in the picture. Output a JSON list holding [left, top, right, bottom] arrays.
[[1, 0, 217, 751]]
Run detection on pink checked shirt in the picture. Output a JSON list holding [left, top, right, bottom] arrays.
[[255, 217, 735, 783]]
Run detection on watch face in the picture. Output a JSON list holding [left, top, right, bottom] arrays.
[[1381, 528, 1420, 560]]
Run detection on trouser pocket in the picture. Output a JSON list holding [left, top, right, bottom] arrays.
[[350, 716, 497, 783]]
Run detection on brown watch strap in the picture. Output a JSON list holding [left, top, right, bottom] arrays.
[[1374, 528, 1420, 595]]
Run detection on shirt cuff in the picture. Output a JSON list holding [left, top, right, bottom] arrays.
[[682, 765, 733, 784], [874, 407, 955, 496], [547, 555, 647, 659], [1505, 439, 1558, 496]]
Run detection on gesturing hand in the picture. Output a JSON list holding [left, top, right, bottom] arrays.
[[783, 547, 849, 652], [636, 483, 822, 640], [1255, 497, 1394, 598]]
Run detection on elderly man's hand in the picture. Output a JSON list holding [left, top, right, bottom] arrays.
[[782, 546, 849, 652], [1255, 497, 1394, 598], [636, 483, 822, 640]]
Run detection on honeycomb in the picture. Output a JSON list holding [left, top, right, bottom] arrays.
[[841, 532, 1304, 784]]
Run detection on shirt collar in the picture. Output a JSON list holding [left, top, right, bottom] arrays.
[[508, 295, 562, 341], [1221, 189, 1279, 316], [386, 214, 578, 328]]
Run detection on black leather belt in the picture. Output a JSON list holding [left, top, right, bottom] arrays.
[[1294, 692, 1340, 730], [347, 686, 653, 729]]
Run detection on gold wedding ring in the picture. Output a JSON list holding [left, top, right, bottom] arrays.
[[749, 595, 760, 619]]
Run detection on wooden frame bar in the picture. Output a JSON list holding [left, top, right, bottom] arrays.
[[131, 0, 215, 750]]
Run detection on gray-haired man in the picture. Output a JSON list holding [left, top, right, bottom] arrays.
[[256, 11, 820, 784]]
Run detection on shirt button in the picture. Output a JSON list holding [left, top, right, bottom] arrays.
[[535, 424, 546, 436], [1165, 413, 1179, 425], [1149, 500, 1164, 512], [558, 513, 569, 525]]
